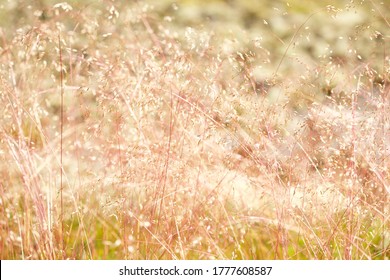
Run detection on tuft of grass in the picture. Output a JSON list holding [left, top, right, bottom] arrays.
[[0, 0, 389, 259]]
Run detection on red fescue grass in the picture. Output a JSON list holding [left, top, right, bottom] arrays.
[[0, 1, 389, 259]]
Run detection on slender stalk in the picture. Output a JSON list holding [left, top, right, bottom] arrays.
[[58, 32, 65, 259]]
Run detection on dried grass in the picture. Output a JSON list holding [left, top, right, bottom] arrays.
[[0, 0, 388, 259]]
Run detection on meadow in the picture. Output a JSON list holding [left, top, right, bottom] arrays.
[[0, 0, 389, 259]]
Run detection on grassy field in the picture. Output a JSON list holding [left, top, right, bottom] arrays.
[[0, 0, 389, 259]]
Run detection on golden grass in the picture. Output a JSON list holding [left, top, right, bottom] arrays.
[[0, 0, 389, 259]]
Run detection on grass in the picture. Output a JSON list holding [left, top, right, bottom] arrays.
[[0, 0, 389, 260]]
